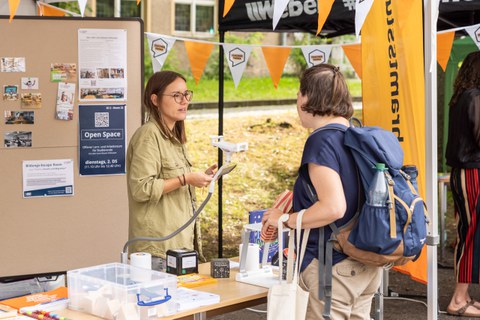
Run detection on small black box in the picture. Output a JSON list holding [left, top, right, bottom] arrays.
[[166, 249, 198, 275], [210, 258, 230, 278]]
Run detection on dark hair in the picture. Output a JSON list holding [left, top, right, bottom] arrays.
[[299, 64, 353, 118], [449, 51, 480, 108], [144, 71, 187, 143]]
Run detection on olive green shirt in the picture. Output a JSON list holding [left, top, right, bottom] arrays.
[[126, 119, 202, 259]]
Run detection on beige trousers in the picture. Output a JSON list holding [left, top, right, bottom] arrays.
[[299, 257, 382, 320]]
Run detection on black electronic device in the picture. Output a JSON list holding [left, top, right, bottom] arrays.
[[210, 258, 230, 278], [166, 249, 198, 276]]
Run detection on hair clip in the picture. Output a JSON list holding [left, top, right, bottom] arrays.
[[333, 66, 340, 73]]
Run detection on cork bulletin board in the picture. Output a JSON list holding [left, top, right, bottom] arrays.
[[0, 16, 144, 278]]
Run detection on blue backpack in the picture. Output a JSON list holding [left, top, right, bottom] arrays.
[[302, 119, 429, 319]]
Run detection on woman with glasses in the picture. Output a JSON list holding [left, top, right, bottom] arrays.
[[126, 71, 217, 271]]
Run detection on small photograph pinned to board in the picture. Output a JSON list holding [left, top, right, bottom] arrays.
[[56, 83, 75, 121], [50, 62, 77, 82], [4, 110, 34, 124], [3, 85, 18, 101], [21, 77, 39, 90], [4, 131, 32, 148], [20, 93, 42, 109], [0, 57, 26, 72]]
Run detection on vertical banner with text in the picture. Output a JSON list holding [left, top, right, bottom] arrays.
[[361, 0, 427, 283], [79, 104, 126, 176]]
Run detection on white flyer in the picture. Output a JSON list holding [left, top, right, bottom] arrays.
[[78, 28, 127, 101], [22, 159, 74, 198]]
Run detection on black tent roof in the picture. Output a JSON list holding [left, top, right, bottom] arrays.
[[219, 0, 480, 36]]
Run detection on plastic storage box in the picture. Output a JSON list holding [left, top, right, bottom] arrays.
[[67, 263, 177, 320]]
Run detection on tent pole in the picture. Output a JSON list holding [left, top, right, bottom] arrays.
[[424, 0, 439, 319], [218, 30, 225, 258]]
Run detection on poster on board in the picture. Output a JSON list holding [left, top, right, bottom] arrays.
[[78, 28, 127, 102], [22, 159, 74, 198], [79, 104, 126, 176]]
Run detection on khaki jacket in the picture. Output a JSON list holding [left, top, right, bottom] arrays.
[[126, 119, 203, 259]]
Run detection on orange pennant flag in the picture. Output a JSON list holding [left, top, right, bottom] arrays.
[[137, 0, 141, 5], [223, 0, 235, 17], [8, 0, 20, 22], [261, 47, 291, 89], [316, 0, 335, 35], [437, 31, 455, 72], [342, 44, 362, 79], [38, 3, 66, 16], [184, 41, 215, 85]]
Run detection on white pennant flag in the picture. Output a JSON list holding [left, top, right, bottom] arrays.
[[145, 33, 176, 72], [223, 44, 252, 88], [301, 45, 332, 68], [272, 0, 290, 30], [354, 0, 374, 38], [77, 0, 87, 17], [465, 24, 480, 50]]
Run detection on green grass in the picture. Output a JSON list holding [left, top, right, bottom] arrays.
[[185, 77, 362, 102]]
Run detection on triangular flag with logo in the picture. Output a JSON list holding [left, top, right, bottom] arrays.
[[273, 0, 290, 30], [38, 3, 66, 16], [223, 44, 252, 88], [342, 44, 362, 79], [355, 0, 374, 38], [465, 24, 480, 50], [184, 41, 215, 85], [146, 33, 176, 73], [78, 0, 87, 17], [223, 0, 235, 17], [437, 31, 455, 72], [317, 0, 335, 35], [301, 45, 332, 68], [261, 47, 291, 89], [8, 0, 20, 22]]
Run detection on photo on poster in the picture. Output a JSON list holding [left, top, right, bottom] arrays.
[[80, 68, 96, 79], [3, 85, 19, 101], [4, 131, 32, 148], [0, 57, 26, 72], [110, 68, 125, 78], [80, 88, 124, 100], [96, 68, 110, 79], [21, 77, 39, 90], [56, 83, 75, 121], [5, 111, 34, 124], [50, 63, 77, 82], [21, 93, 42, 109]]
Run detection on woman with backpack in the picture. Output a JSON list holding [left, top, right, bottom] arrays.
[[262, 64, 382, 319], [445, 51, 480, 318]]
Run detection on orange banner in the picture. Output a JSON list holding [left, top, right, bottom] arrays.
[[261, 47, 291, 89], [316, 0, 335, 35], [437, 31, 455, 71], [8, 0, 20, 22], [361, 0, 427, 283], [342, 44, 362, 79], [184, 41, 214, 85], [223, 0, 235, 17], [38, 3, 66, 16]]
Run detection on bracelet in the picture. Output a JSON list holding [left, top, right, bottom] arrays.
[[177, 175, 185, 186], [182, 173, 186, 186]]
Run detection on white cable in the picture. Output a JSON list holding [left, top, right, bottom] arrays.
[[246, 308, 267, 313], [384, 296, 428, 308]]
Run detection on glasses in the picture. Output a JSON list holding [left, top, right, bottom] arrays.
[[162, 90, 193, 104]]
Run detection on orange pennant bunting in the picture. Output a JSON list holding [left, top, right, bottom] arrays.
[[38, 3, 66, 17], [8, 0, 20, 22], [316, 0, 335, 35], [223, 0, 235, 17], [261, 47, 291, 89], [437, 31, 455, 72], [137, 0, 141, 5], [184, 41, 215, 85], [342, 44, 362, 79]]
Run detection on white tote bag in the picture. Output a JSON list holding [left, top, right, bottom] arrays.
[[267, 210, 310, 320]]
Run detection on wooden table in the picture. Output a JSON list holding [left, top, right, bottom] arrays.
[[56, 262, 269, 320]]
